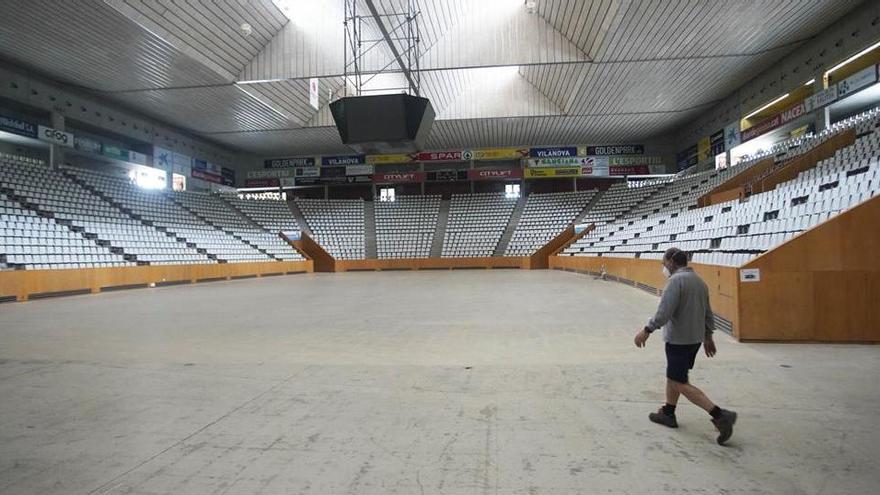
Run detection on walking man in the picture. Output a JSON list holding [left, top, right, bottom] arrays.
[[633, 247, 738, 445]]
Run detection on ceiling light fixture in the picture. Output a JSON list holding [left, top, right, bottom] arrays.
[[744, 93, 790, 120], [825, 39, 880, 75], [804, 78, 815, 86]]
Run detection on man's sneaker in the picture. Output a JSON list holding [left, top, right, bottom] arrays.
[[711, 409, 737, 445], [649, 408, 678, 428]]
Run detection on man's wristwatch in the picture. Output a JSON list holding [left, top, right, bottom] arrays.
[[643, 326, 654, 334]]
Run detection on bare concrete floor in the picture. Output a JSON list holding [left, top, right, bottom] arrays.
[[0, 270, 878, 494]]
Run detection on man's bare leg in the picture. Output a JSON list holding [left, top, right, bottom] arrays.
[[673, 381, 716, 413], [666, 378, 681, 406]]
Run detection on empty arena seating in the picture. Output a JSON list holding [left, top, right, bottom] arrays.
[[295, 198, 365, 259], [563, 116, 880, 266], [375, 195, 440, 259], [67, 167, 268, 263], [580, 182, 663, 226], [0, 155, 134, 270], [171, 192, 303, 261], [442, 193, 517, 257], [505, 190, 595, 256], [222, 195, 300, 233]]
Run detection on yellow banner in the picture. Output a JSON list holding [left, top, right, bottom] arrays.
[[524, 167, 581, 178], [469, 148, 529, 160], [366, 153, 414, 165], [697, 137, 711, 162]]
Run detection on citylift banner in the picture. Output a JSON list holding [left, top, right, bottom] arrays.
[[468, 168, 524, 180], [373, 171, 426, 183]]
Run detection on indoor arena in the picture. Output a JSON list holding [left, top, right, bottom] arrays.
[[1, 1, 879, 494]]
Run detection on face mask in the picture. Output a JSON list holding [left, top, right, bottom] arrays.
[[662, 266, 671, 278]]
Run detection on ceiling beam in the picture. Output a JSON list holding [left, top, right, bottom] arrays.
[[363, 0, 419, 95]]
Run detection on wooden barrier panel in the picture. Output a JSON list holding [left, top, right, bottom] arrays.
[[335, 257, 528, 271], [709, 186, 744, 206], [527, 226, 576, 270], [0, 260, 313, 302], [738, 194, 880, 342], [290, 232, 336, 272], [698, 158, 774, 207], [549, 255, 740, 338]]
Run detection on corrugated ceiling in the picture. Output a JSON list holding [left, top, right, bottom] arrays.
[[0, 0, 866, 155]]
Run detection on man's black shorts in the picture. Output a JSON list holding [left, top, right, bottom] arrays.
[[665, 342, 702, 384]]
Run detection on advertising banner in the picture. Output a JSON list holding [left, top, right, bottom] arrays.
[[153, 146, 173, 170], [345, 164, 374, 176], [803, 86, 838, 113], [524, 167, 580, 178], [101, 144, 129, 161], [264, 156, 316, 168], [413, 150, 463, 161], [677, 145, 698, 171], [221, 167, 236, 187], [528, 156, 595, 168], [837, 64, 878, 97], [0, 114, 37, 138], [309, 78, 319, 110], [75, 136, 102, 154], [373, 171, 426, 183], [192, 169, 222, 184], [741, 114, 781, 142], [37, 125, 74, 148], [428, 170, 468, 181], [608, 156, 662, 166], [280, 177, 296, 187], [323, 154, 366, 166], [172, 152, 191, 174], [585, 145, 644, 155], [697, 137, 711, 162], [580, 156, 610, 176], [128, 151, 148, 165], [468, 168, 523, 180], [319, 166, 348, 184], [367, 153, 413, 164], [710, 129, 725, 156], [247, 168, 294, 179], [724, 121, 741, 150], [529, 146, 578, 158], [295, 167, 320, 178], [609, 165, 651, 175], [245, 178, 280, 188], [468, 148, 528, 160]]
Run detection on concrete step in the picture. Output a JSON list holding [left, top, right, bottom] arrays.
[[430, 199, 451, 257], [494, 195, 527, 256]]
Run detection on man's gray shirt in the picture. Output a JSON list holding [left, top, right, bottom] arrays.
[[646, 267, 715, 345]]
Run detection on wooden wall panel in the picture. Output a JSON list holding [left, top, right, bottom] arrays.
[[0, 260, 313, 302], [738, 194, 880, 342], [528, 226, 576, 270], [549, 255, 740, 338], [335, 257, 528, 272], [290, 233, 335, 273]]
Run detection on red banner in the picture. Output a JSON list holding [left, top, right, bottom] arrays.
[[741, 102, 807, 143], [411, 151, 463, 161], [244, 178, 279, 187], [609, 165, 650, 175], [467, 168, 523, 180], [373, 171, 426, 183]]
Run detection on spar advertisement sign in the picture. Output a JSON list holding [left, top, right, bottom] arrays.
[[468, 168, 523, 180], [373, 171, 426, 183], [412, 150, 464, 162]]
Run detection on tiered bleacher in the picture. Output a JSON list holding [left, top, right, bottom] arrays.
[[66, 166, 269, 263], [171, 191, 303, 261], [294, 198, 365, 259], [580, 182, 663, 226], [442, 193, 517, 257], [223, 195, 299, 233], [505, 190, 595, 256], [1, 156, 135, 270], [562, 109, 880, 266], [375, 195, 440, 259]]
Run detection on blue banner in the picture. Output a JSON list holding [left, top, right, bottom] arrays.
[[0, 114, 37, 138], [530, 146, 578, 158], [321, 154, 365, 166]]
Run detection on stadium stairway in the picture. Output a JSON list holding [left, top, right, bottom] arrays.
[[430, 198, 450, 257], [494, 194, 527, 256], [573, 187, 608, 224], [287, 200, 313, 238], [364, 200, 377, 258]]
